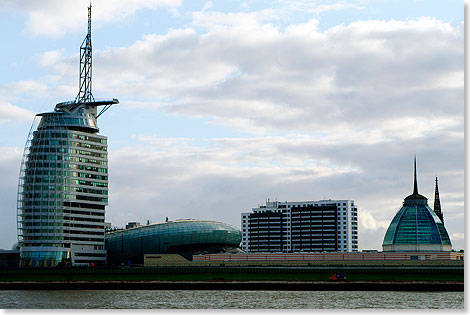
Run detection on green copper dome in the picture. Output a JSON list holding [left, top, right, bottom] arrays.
[[382, 158, 452, 252]]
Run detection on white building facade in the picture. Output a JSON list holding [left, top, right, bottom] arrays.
[[241, 200, 358, 253]]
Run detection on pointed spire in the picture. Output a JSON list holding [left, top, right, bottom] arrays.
[[413, 155, 418, 195], [404, 156, 427, 202], [434, 177, 444, 224]]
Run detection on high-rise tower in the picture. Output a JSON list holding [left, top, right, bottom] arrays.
[[434, 177, 444, 224], [17, 3, 118, 267]]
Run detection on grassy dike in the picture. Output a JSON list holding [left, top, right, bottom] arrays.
[[0, 263, 463, 291]]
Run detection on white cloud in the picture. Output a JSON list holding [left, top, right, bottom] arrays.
[[451, 233, 464, 241], [75, 16, 462, 144], [192, 9, 279, 32], [360, 209, 389, 231], [35, 49, 76, 75], [278, 0, 366, 15], [0, 100, 35, 125], [37, 49, 65, 67], [1, 0, 182, 38], [1, 80, 50, 99], [103, 131, 463, 250]]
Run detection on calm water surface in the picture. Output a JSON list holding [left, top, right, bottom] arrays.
[[0, 290, 463, 309]]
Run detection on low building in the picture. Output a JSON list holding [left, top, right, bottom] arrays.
[[241, 199, 358, 253], [194, 251, 463, 262], [105, 219, 242, 265]]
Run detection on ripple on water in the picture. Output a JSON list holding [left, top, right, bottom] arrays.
[[0, 290, 464, 309]]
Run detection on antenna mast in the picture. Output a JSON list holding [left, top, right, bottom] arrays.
[[75, 3, 94, 103]]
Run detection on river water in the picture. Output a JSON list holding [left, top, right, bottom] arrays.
[[0, 290, 464, 309]]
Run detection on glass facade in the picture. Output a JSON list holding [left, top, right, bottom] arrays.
[[18, 109, 109, 267], [106, 220, 242, 265], [383, 197, 451, 251], [382, 159, 452, 252], [17, 3, 117, 267]]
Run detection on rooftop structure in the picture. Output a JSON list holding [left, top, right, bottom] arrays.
[[382, 158, 451, 252], [17, 4, 118, 267]]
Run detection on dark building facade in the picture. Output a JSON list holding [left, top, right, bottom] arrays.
[[246, 210, 288, 253], [242, 200, 357, 253], [290, 204, 338, 252]]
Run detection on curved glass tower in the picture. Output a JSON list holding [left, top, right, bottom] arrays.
[[382, 158, 451, 252], [17, 4, 118, 267]]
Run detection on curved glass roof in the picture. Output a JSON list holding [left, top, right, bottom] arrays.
[[106, 220, 242, 264], [383, 202, 451, 246], [383, 157, 451, 248]]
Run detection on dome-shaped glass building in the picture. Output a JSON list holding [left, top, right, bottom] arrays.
[[382, 159, 451, 252], [106, 219, 242, 265]]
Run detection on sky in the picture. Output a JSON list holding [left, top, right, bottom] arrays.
[[0, 0, 464, 251]]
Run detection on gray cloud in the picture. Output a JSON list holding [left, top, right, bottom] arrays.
[[88, 16, 463, 139], [0, 100, 35, 125], [0, 147, 24, 250], [103, 131, 463, 251], [0, 0, 181, 38], [0, 9, 463, 251]]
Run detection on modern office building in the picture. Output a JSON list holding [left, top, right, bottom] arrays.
[[105, 219, 242, 265], [382, 158, 451, 252], [17, 4, 118, 267], [241, 199, 358, 253]]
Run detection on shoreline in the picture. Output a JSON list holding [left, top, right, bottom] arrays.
[[0, 281, 463, 291]]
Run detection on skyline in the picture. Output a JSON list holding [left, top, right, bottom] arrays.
[[0, 0, 464, 251]]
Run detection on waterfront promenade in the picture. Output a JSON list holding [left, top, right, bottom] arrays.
[[0, 261, 463, 291]]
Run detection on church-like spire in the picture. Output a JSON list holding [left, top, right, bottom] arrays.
[[434, 177, 444, 224]]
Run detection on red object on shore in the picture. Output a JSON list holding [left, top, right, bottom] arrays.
[[330, 273, 346, 281]]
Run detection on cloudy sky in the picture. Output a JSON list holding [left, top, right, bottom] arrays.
[[0, 0, 463, 251]]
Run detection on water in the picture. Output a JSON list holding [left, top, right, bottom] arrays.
[[0, 290, 463, 309]]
